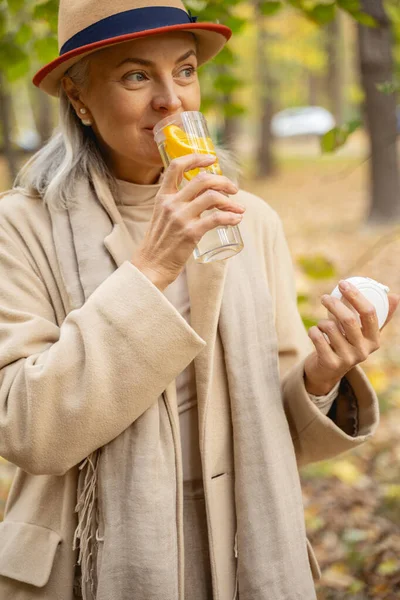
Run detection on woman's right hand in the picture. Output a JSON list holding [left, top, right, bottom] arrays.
[[131, 153, 245, 290]]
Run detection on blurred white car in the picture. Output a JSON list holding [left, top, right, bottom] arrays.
[[271, 106, 335, 138]]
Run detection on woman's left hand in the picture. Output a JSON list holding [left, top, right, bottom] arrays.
[[304, 280, 400, 396]]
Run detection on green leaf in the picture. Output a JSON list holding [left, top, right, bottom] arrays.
[[33, 0, 59, 33], [320, 119, 362, 153], [6, 54, 30, 80], [298, 255, 337, 280], [259, 1, 283, 16], [297, 293, 309, 306], [211, 46, 236, 66], [224, 14, 247, 33], [0, 37, 25, 68], [34, 36, 58, 63], [301, 315, 319, 329], [15, 23, 32, 46], [337, 0, 376, 26], [0, 39, 30, 80], [214, 72, 243, 94], [6, 0, 24, 15], [307, 3, 336, 25], [287, 0, 307, 9], [223, 102, 246, 118], [351, 11, 377, 27], [376, 80, 400, 95], [200, 94, 215, 114], [337, 0, 361, 12], [0, 8, 6, 37]]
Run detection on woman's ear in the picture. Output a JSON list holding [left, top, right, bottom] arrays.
[[62, 76, 93, 126]]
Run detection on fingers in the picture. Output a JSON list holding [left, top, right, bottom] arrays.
[[161, 154, 217, 193], [192, 208, 243, 241], [308, 326, 340, 370], [179, 171, 238, 203], [337, 280, 379, 342], [317, 319, 348, 354], [382, 293, 400, 329], [321, 294, 376, 349], [184, 189, 245, 219]]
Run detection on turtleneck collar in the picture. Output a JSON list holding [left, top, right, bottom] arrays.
[[115, 174, 163, 207]]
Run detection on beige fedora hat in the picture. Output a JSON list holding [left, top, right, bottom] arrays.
[[33, 0, 232, 97]]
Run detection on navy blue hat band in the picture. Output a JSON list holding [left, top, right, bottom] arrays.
[[60, 7, 198, 56]]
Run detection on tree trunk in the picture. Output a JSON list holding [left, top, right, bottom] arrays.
[[255, 3, 277, 178], [358, 0, 400, 223], [221, 97, 238, 152], [326, 15, 344, 124], [0, 75, 18, 183], [34, 88, 53, 145], [308, 72, 318, 106]]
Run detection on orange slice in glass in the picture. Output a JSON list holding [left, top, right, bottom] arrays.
[[162, 124, 222, 180]]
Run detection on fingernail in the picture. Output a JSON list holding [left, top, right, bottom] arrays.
[[339, 280, 350, 291], [321, 295, 329, 305]]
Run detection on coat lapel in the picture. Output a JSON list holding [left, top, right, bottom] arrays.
[[186, 257, 228, 447], [104, 224, 135, 268]]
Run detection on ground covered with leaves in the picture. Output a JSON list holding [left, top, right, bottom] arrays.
[[0, 149, 399, 598]]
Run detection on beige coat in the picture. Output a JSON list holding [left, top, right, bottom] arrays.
[[0, 185, 379, 599]]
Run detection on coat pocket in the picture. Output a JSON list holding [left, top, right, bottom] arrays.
[[306, 537, 321, 581], [0, 521, 61, 587]]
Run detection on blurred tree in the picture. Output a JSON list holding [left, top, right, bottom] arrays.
[[358, 0, 400, 223], [186, 0, 246, 150], [325, 13, 344, 123], [0, 73, 17, 180], [32, 87, 53, 144], [0, 0, 58, 179], [255, 0, 278, 177]]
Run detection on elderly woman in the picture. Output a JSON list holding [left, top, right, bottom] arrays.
[[0, 1, 397, 599]]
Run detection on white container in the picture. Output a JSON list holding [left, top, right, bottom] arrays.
[[330, 276, 390, 330]]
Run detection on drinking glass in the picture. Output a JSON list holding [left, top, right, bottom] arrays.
[[153, 111, 244, 263]]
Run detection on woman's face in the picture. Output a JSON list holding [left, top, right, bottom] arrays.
[[63, 32, 200, 184]]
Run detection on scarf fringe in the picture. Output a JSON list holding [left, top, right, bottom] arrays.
[[73, 451, 100, 600]]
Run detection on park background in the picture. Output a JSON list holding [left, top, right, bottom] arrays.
[[1, 1, 400, 598]]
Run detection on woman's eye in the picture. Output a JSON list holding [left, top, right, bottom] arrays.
[[125, 72, 147, 83], [179, 67, 196, 78]]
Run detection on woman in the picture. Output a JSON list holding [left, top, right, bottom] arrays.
[[0, 1, 397, 599]]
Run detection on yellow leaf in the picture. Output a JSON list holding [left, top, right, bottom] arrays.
[[332, 461, 362, 485], [383, 484, 400, 500], [377, 559, 400, 576], [366, 368, 389, 394]]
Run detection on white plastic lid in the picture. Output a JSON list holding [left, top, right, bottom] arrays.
[[331, 276, 390, 330]]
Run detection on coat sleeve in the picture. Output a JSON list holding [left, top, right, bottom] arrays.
[[0, 225, 205, 476], [268, 214, 379, 467]]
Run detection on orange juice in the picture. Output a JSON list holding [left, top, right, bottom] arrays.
[[159, 124, 223, 181]]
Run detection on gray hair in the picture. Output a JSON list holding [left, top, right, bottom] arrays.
[[16, 58, 114, 210], [16, 57, 239, 210]]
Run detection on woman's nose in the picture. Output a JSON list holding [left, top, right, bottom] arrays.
[[151, 83, 182, 113]]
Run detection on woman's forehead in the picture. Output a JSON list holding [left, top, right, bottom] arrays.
[[91, 31, 197, 68]]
